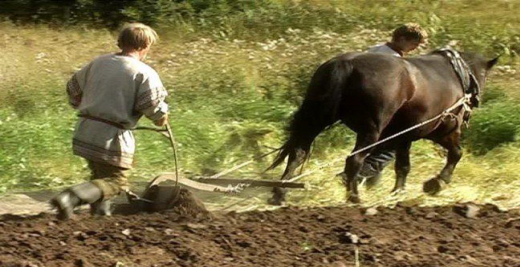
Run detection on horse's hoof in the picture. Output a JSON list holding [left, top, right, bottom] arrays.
[[337, 172, 348, 186], [267, 197, 284, 206], [347, 195, 361, 204], [423, 179, 446, 195]]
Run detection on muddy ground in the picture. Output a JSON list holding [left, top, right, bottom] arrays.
[[0, 202, 519, 267]]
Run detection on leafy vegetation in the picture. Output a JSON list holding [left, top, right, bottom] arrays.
[[0, 0, 519, 209]]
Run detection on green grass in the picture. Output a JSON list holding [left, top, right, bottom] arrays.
[[0, 0, 519, 210]]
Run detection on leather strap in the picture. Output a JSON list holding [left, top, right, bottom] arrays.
[[78, 114, 125, 129]]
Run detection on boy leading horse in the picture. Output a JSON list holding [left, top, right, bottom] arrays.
[[268, 46, 498, 204], [361, 23, 428, 188]]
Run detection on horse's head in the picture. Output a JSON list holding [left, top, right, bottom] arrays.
[[460, 52, 499, 91]]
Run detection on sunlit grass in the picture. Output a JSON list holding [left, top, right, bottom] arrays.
[[0, 0, 519, 210]]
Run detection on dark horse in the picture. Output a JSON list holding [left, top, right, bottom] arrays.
[[268, 50, 498, 204]]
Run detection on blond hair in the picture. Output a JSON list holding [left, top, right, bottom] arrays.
[[117, 23, 158, 51], [392, 23, 428, 43]]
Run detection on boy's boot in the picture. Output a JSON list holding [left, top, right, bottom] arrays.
[[90, 200, 113, 216], [50, 182, 103, 220]]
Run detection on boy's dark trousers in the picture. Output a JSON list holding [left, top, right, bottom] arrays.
[[358, 149, 395, 186]]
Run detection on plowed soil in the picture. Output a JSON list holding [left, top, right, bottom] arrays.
[[0, 203, 519, 267]]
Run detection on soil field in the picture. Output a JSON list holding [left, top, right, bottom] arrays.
[[0, 203, 519, 267]]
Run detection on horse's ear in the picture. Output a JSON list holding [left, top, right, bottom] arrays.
[[487, 56, 500, 69]]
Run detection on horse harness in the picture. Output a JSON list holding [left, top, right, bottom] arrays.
[[434, 48, 483, 127], [436, 49, 481, 106]]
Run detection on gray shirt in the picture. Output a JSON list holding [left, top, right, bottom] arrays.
[[367, 44, 402, 57], [66, 54, 168, 168]]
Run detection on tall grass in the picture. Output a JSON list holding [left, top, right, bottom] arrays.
[[0, 1, 519, 209]]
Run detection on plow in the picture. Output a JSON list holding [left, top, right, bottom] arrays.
[[130, 123, 305, 212]]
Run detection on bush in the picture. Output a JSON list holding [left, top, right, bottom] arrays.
[[463, 100, 520, 155]]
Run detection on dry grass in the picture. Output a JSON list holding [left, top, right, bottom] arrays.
[[0, 1, 519, 210]]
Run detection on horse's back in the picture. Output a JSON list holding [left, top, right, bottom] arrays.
[[307, 52, 466, 136], [329, 53, 416, 132], [401, 54, 465, 118]]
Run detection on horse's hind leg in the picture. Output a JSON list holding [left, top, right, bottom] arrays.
[[391, 142, 412, 193], [342, 131, 380, 203], [424, 130, 462, 195]]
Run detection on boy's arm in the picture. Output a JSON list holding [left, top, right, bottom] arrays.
[[134, 72, 169, 126], [66, 63, 92, 109], [140, 100, 169, 126], [66, 74, 82, 109]]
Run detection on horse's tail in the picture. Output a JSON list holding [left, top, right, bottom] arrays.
[[267, 57, 353, 170]]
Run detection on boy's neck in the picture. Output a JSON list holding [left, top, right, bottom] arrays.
[[386, 42, 404, 56], [118, 50, 141, 61]]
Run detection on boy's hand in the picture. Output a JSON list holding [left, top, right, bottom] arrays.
[[154, 114, 168, 127]]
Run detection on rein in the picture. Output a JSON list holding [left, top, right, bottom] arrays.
[[348, 49, 477, 157], [284, 50, 481, 183], [283, 95, 472, 184], [349, 95, 470, 157]]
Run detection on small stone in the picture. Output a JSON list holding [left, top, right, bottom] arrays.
[[394, 251, 409, 261], [339, 232, 359, 244], [458, 255, 482, 265], [31, 230, 45, 236], [425, 212, 437, 219], [74, 231, 89, 241], [364, 208, 378, 216], [122, 229, 131, 236], [465, 204, 480, 218], [164, 228, 175, 235], [59, 241, 67, 246], [453, 203, 480, 218], [186, 223, 207, 230], [329, 261, 347, 267], [359, 238, 371, 245], [21, 261, 38, 267]]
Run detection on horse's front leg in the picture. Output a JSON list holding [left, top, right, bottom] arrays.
[[391, 142, 412, 193], [268, 148, 307, 205], [424, 131, 462, 195], [342, 132, 380, 203]]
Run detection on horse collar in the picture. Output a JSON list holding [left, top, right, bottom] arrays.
[[436, 48, 481, 108]]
